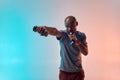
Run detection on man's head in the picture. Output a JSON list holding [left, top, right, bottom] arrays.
[[64, 16, 78, 33]]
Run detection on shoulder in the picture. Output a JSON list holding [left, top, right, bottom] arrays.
[[60, 30, 67, 33], [76, 31, 87, 41], [56, 30, 67, 40], [77, 31, 86, 38], [60, 30, 68, 36]]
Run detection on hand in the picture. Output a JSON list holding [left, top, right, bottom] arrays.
[[68, 34, 81, 46], [33, 26, 48, 36], [75, 40, 81, 46], [68, 34, 77, 40], [36, 26, 48, 36]]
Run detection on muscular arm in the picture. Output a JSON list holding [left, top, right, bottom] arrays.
[[79, 41, 88, 56], [75, 34, 88, 56], [35, 26, 62, 38]]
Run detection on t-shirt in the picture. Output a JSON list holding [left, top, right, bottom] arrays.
[[57, 30, 86, 72]]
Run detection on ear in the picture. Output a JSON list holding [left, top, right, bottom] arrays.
[[75, 21, 78, 26]]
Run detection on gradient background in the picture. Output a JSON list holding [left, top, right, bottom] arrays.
[[0, 0, 120, 80]]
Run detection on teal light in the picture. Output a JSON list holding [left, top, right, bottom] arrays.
[[0, 0, 60, 80], [0, 6, 30, 80]]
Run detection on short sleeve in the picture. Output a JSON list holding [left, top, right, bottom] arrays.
[[76, 31, 87, 43], [81, 32, 87, 43], [56, 30, 66, 42]]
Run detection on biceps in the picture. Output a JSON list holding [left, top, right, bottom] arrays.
[[56, 30, 62, 38]]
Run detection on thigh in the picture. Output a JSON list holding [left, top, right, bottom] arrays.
[[59, 70, 68, 80], [75, 69, 85, 80]]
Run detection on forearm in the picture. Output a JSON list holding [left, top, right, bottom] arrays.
[[45, 26, 61, 37], [76, 41, 88, 56], [79, 43, 88, 56], [36, 26, 62, 37]]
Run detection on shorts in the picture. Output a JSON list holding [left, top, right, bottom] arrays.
[[59, 69, 85, 80]]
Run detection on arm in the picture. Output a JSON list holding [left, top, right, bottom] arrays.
[[75, 34, 88, 56], [78, 41, 88, 56], [34, 26, 62, 38]]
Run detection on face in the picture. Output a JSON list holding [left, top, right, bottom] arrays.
[[66, 24, 77, 33], [64, 16, 78, 33]]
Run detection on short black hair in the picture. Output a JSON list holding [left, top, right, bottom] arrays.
[[64, 16, 77, 27], [64, 16, 76, 23]]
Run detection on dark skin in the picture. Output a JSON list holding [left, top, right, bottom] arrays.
[[34, 17, 88, 56]]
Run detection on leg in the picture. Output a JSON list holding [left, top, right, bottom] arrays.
[[75, 69, 85, 80], [59, 70, 68, 80], [59, 70, 85, 80]]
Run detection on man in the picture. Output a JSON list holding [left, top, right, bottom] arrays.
[[33, 16, 88, 80]]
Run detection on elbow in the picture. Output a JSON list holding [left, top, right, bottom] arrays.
[[83, 50, 88, 56], [84, 52, 88, 56], [83, 52, 88, 56]]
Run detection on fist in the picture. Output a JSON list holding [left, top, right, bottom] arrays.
[[33, 26, 38, 32], [38, 26, 48, 36], [33, 26, 48, 36]]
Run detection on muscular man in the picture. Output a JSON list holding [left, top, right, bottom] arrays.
[[33, 16, 88, 80]]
